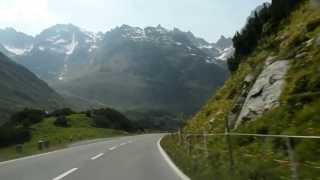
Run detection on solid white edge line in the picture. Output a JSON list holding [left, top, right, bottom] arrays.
[[157, 136, 191, 180], [90, 153, 104, 160], [52, 168, 78, 180]]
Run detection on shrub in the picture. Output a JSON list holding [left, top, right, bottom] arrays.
[[50, 108, 75, 117], [0, 126, 31, 147], [54, 116, 70, 127], [10, 108, 45, 128]]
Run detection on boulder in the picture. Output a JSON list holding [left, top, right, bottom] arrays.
[[235, 60, 290, 128]]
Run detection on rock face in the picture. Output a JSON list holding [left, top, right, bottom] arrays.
[[235, 60, 290, 128], [316, 35, 320, 47]]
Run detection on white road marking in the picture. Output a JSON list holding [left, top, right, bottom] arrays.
[[52, 168, 78, 180], [90, 153, 104, 160], [109, 146, 117, 151], [127, 140, 133, 143], [0, 138, 115, 166], [119, 142, 127, 146], [157, 136, 191, 180]]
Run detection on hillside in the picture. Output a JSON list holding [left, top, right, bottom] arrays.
[[0, 53, 65, 124], [162, 0, 320, 179], [0, 113, 126, 161]]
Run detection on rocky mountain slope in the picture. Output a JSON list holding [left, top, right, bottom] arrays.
[[163, 0, 320, 179], [0, 25, 232, 114], [0, 52, 65, 124], [53, 25, 230, 114]]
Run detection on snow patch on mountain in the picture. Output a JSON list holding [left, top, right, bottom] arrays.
[[216, 47, 235, 61], [65, 33, 78, 55], [4, 45, 33, 55]]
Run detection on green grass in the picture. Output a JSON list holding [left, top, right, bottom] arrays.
[[162, 1, 320, 179], [0, 114, 127, 161]]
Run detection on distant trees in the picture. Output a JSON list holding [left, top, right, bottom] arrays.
[[91, 108, 136, 132], [54, 116, 70, 127], [49, 108, 74, 117], [0, 108, 42, 147], [10, 108, 45, 128], [228, 0, 304, 72], [0, 126, 31, 147]]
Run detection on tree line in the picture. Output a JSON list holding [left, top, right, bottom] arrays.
[[228, 0, 304, 72]]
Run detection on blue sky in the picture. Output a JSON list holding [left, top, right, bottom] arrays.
[[0, 0, 270, 42]]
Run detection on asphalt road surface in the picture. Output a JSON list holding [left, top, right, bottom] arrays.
[[0, 134, 189, 180]]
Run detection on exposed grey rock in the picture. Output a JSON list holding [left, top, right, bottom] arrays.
[[311, 0, 320, 8], [244, 74, 255, 84], [265, 56, 278, 66], [305, 38, 314, 48], [295, 52, 308, 59], [316, 35, 320, 47], [227, 74, 255, 129], [235, 60, 290, 128]]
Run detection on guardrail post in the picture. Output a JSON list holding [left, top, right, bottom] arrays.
[[44, 140, 50, 149], [286, 138, 299, 180], [38, 140, 44, 150]]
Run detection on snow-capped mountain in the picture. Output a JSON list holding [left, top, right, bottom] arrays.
[[0, 28, 34, 56], [0, 24, 233, 82], [53, 24, 230, 114], [0, 24, 102, 81], [0, 24, 232, 114]]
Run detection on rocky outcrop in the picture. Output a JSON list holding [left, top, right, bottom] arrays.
[[234, 60, 290, 128], [316, 35, 320, 47], [228, 74, 255, 129]]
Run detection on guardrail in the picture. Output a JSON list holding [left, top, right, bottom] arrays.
[[170, 130, 320, 180]]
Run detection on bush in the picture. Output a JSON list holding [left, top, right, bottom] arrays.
[[50, 108, 75, 117], [306, 18, 320, 32], [0, 126, 31, 147], [10, 108, 45, 128], [54, 116, 70, 127]]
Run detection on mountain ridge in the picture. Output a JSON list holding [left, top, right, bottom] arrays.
[[0, 52, 66, 124], [0, 24, 232, 114]]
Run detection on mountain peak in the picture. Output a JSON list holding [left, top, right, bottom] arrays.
[[215, 35, 233, 50]]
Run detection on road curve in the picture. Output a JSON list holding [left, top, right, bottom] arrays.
[[0, 134, 187, 180]]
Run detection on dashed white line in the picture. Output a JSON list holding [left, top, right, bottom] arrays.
[[109, 146, 117, 151], [119, 142, 127, 146], [127, 140, 133, 143], [53, 168, 78, 180], [90, 153, 104, 160]]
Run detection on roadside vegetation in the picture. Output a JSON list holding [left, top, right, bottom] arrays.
[[0, 107, 182, 161], [162, 0, 320, 179]]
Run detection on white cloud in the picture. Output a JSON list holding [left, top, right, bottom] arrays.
[[0, 0, 61, 35]]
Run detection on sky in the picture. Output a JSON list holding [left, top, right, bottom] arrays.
[[0, 0, 270, 42]]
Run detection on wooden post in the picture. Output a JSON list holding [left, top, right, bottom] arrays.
[[203, 132, 209, 158], [187, 136, 192, 156], [286, 138, 299, 180], [38, 140, 44, 150], [178, 128, 182, 146], [225, 117, 235, 176]]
